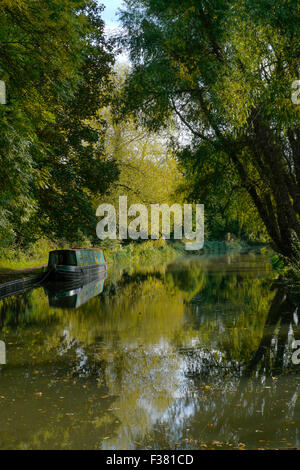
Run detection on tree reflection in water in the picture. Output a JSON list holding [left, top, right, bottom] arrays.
[[0, 253, 299, 449]]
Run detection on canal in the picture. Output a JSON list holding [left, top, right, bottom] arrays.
[[0, 253, 299, 449]]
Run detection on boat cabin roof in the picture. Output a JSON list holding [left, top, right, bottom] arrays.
[[49, 248, 102, 252], [48, 248, 105, 267]]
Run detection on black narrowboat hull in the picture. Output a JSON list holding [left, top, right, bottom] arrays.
[[48, 263, 107, 282]]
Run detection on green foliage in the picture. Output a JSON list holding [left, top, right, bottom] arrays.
[[117, 0, 300, 267], [93, 67, 183, 211], [271, 254, 285, 271], [105, 239, 180, 275], [0, 238, 56, 270], [0, 0, 118, 247], [176, 144, 267, 241]]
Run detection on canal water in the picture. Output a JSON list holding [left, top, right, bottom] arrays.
[[0, 253, 299, 450]]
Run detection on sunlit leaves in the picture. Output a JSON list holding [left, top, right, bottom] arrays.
[[0, 1, 117, 247]]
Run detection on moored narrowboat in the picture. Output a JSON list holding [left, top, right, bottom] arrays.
[[47, 248, 107, 281]]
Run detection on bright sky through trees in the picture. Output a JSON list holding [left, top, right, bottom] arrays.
[[100, 0, 123, 27], [100, 0, 128, 63]]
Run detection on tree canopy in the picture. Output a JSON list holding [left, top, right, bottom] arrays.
[[0, 0, 118, 246], [117, 0, 300, 266], [93, 69, 182, 211]]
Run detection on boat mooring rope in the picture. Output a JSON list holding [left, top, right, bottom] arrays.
[[33, 267, 54, 286]]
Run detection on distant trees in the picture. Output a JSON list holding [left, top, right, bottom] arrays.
[[117, 0, 300, 267], [93, 69, 183, 224], [0, 0, 118, 247]]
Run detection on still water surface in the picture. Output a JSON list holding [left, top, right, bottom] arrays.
[[0, 253, 300, 449]]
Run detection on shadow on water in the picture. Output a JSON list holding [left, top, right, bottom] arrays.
[[0, 253, 299, 449], [44, 271, 107, 310], [244, 285, 300, 377]]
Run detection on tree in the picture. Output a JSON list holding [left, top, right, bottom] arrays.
[[0, 0, 118, 246], [92, 68, 183, 231], [177, 144, 268, 241], [117, 0, 300, 268]]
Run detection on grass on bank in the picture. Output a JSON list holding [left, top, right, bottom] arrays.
[[0, 237, 182, 273], [0, 238, 57, 271]]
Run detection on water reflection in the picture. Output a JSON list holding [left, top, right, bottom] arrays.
[[0, 253, 299, 449], [44, 272, 107, 309]]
